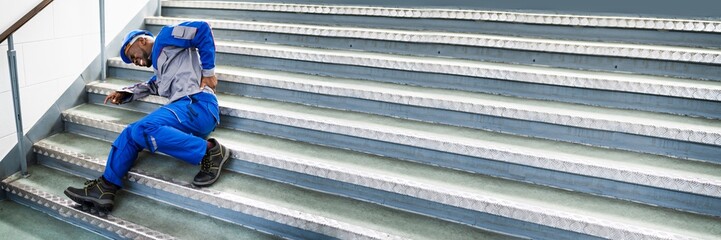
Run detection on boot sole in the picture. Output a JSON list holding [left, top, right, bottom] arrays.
[[64, 189, 114, 210], [192, 145, 231, 187]]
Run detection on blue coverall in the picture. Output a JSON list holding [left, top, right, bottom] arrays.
[[103, 21, 220, 187]]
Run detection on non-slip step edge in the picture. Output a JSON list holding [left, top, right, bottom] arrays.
[[31, 141, 406, 240], [33, 135, 698, 240], [78, 85, 721, 199], [214, 41, 721, 102], [0, 174, 176, 240], [161, 1, 721, 33], [110, 41, 721, 109], [208, 42, 721, 102], [104, 59, 721, 149], [148, 17, 721, 65], [65, 99, 721, 222]]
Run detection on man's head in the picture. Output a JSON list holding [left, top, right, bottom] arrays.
[[120, 30, 154, 67]]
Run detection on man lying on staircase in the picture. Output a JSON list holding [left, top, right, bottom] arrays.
[[64, 21, 230, 215]]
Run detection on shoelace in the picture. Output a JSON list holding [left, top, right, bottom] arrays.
[[200, 157, 212, 173], [84, 179, 99, 187]]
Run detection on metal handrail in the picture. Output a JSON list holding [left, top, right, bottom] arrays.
[[100, 0, 106, 80], [3, 0, 56, 178], [4, 0, 158, 177], [0, 0, 54, 44], [6, 35, 26, 177]]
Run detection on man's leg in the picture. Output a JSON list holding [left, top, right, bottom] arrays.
[[159, 93, 230, 187], [64, 95, 227, 213], [63, 125, 139, 214], [120, 96, 227, 186], [128, 105, 208, 165], [63, 103, 205, 213], [103, 125, 143, 187]]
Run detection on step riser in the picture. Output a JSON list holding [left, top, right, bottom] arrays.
[[229, 160, 592, 240], [222, 52, 721, 122], [148, 16, 721, 68], [162, 7, 721, 49], [35, 153, 339, 240], [18, 2, 721, 239], [5, 193, 118, 240], [61, 118, 681, 240], [56, 121, 596, 239], [147, 24, 721, 82], [216, 84, 721, 163], [222, 116, 721, 217], [108, 65, 721, 121], [211, 50, 721, 102], [66, 104, 721, 218], [1, 179, 172, 240], [127, 183, 330, 240], [106, 66, 721, 122], [104, 69, 721, 163]]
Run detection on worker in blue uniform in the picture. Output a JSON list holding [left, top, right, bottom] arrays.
[[64, 21, 230, 214]]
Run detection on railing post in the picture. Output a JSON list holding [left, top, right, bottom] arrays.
[[7, 35, 29, 177], [157, 0, 162, 16], [99, 0, 106, 81]]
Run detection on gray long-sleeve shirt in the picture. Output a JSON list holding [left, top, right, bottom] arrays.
[[120, 21, 216, 104]]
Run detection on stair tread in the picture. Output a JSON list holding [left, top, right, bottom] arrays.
[[37, 133, 511, 240], [110, 36, 721, 102], [0, 199, 102, 240], [161, 1, 721, 35], [13, 164, 279, 240], [87, 79, 721, 183], [148, 16, 721, 65], [103, 60, 721, 148], [56, 106, 721, 239], [109, 37, 721, 100], [213, 39, 721, 100], [212, 64, 721, 131]]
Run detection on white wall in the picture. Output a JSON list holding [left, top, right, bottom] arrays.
[[0, 0, 153, 159]]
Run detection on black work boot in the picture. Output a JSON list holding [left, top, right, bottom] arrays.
[[193, 138, 230, 187], [64, 176, 119, 215]]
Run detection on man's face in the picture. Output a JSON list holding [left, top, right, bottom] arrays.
[[125, 38, 152, 67]]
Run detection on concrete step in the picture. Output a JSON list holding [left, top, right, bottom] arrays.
[[147, 16, 721, 81], [101, 63, 721, 163], [160, 1, 721, 49], [208, 40, 721, 102], [0, 198, 104, 240], [1, 168, 180, 240], [108, 34, 721, 120], [71, 89, 721, 217], [34, 133, 513, 240], [55, 105, 721, 239]]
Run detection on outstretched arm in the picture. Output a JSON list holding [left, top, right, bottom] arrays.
[[106, 75, 159, 105]]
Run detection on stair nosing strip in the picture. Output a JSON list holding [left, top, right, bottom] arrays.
[[147, 16, 721, 65], [220, 41, 721, 102], [1, 176, 176, 240], [161, 1, 721, 34], [33, 140, 406, 240], [103, 60, 721, 147], [44, 121, 701, 240], [109, 43, 721, 103], [80, 85, 721, 198]]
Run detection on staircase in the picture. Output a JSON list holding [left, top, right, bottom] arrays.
[[2, 1, 721, 239]]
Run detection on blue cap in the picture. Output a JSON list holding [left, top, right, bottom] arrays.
[[120, 30, 153, 64]]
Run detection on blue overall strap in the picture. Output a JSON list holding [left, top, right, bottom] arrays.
[[151, 21, 216, 77]]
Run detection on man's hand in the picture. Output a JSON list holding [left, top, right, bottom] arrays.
[[200, 75, 218, 91], [104, 91, 130, 105]]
